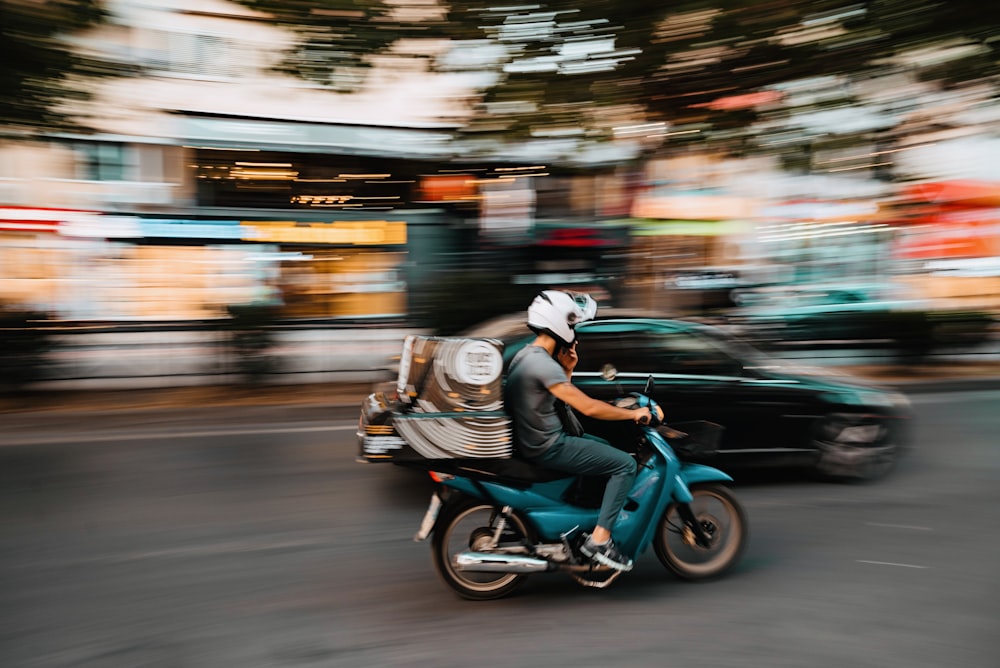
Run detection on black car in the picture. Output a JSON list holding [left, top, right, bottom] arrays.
[[464, 314, 914, 481]]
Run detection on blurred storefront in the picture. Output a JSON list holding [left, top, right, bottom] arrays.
[[750, 200, 891, 286], [0, 207, 441, 322], [506, 221, 632, 305], [0, 0, 656, 326], [239, 218, 410, 319], [624, 184, 755, 314], [890, 180, 1000, 308]]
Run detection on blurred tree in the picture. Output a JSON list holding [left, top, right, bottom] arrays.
[[232, 0, 1000, 151], [442, 0, 1000, 146], [0, 0, 127, 135], [236, 0, 444, 92]]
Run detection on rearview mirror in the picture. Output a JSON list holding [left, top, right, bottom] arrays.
[[601, 364, 617, 381]]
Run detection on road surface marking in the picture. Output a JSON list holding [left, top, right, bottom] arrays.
[[857, 560, 928, 569], [0, 423, 357, 447], [865, 522, 932, 531], [117, 537, 335, 560]]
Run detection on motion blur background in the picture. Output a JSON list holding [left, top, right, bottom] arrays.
[[4, 6, 1000, 667], [3, 0, 999, 389]]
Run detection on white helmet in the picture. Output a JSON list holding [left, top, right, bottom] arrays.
[[527, 290, 598, 346]]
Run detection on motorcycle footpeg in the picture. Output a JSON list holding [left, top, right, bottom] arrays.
[[559, 526, 588, 564]]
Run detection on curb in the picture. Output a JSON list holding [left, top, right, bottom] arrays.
[[2, 374, 999, 417]]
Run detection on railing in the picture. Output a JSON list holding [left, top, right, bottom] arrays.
[[20, 324, 422, 391]]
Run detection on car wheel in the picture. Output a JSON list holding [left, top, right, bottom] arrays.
[[812, 414, 899, 482]]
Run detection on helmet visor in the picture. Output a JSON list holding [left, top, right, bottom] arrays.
[[566, 291, 598, 323]]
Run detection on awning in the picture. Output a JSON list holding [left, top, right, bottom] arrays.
[[176, 114, 456, 159], [174, 113, 644, 166]]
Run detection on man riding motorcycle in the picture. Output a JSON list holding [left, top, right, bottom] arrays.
[[504, 290, 655, 571]]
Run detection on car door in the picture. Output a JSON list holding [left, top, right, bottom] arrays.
[[570, 321, 748, 448], [680, 324, 821, 457]]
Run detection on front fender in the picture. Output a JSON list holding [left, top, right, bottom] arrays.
[[680, 462, 734, 485], [670, 463, 734, 503]]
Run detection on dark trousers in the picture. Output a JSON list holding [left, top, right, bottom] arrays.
[[531, 434, 637, 531]]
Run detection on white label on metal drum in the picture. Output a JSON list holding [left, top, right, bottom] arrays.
[[454, 340, 503, 385]]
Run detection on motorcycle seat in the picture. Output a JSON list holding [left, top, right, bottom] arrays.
[[402, 456, 574, 488]]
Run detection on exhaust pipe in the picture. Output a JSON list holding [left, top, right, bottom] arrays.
[[453, 551, 552, 573]]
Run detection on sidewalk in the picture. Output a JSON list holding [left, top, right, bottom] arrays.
[[0, 381, 375, 415], [3, 359, 999, 416]]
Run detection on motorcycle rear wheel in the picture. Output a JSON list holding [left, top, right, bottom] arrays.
[[431, 499, 536, 600], [654, 483, 747, 581]]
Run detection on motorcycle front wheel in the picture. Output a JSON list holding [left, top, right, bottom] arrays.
[[431, 499, 536, 601], [654, 483, 748, 581]]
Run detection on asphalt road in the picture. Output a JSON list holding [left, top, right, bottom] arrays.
[[1, 390, 998, 668]]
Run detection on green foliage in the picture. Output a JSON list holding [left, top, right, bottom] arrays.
[[0, 307, 54, 391], [232, 0, 1000, 152], [0, 0, 131, 135], [234, 0, 419, 92]]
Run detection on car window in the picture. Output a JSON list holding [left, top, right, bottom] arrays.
[[576, 328, 743, 376], [575, 332, 648, 373]]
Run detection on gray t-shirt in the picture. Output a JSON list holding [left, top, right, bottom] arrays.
[[504, 345, 570, 457]]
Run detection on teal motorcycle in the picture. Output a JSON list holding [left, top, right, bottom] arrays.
[[360, 376, 748, 600]]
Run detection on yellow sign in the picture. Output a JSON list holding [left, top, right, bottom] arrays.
[[242, 220, 407, 245]]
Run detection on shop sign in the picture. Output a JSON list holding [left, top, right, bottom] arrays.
[[60, 215, 142, 239], [895, 214, 1000, 259], [242, 220, 407, 245], [757, 200, 879, 221], [418, 174, 478, 202], [137, 219, 243, 240], [480, 180, 534, 235]]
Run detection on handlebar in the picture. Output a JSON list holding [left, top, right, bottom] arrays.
[[614, 393, 664, 427]]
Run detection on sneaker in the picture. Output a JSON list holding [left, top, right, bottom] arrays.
[[580, 535, 634, 572]]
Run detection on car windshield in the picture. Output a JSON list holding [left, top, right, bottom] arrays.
[[684, 322, 771, 366]]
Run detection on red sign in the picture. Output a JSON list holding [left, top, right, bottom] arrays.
[[895, 211, 1000, 259], [418, 175, 477, 202], [0, 206, 72, 233], [900, 180, 1000, 207], [536, 228, 616, 248]]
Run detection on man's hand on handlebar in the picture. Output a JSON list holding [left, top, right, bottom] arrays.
[[609, 394, 664, 426], [633, 402, 664, 426], [634, 407, 652, 425]]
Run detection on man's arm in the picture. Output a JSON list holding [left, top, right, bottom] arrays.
[[548, 380, 652, 424]]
